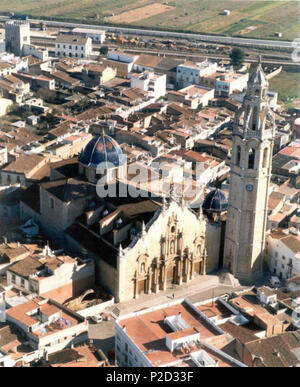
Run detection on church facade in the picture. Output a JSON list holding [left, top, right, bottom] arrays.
[[117, 200, 207, 302]]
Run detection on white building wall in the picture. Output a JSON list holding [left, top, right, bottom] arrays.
[[267, 235, 300, 280], [55, 38, 92, 58], [37, 261, 94, 295], [115, 323, 153, 367], [131, 72, 166, 99], [176, 62, 218, 88], [23, 44, 49, 61]]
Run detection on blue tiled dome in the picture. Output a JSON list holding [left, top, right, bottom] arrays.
[[79, 134, 126, 168], [202, 189, 228, 212]]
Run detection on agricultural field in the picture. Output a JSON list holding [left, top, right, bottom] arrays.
[[0, 0, 299, 40], [106, 3, 175, 24], [269, 69, 300, 108]]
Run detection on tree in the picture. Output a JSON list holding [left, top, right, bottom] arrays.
[[99, 46, 109, 56], [230, 48, 245, 69]]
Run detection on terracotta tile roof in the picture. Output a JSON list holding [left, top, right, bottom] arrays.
[[120, 301, 220, 366], [56, 34, 89, 45], [8, 256, 43, 278], [135, 54, 163, 68], [2, 154, 47, 175], [245, 331, 300, 367]]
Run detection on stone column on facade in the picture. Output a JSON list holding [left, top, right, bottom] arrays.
[[162, 265, 167, 291], [178, 259, 183, 285], [203, 249, 207, 275], [134, 278, 139, 300], [184, 258, 188, 283], [148, 270, 152, 295], [189, 259, 194, 280], [156, 266, 160, 293]]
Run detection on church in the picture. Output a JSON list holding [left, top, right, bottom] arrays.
[[20, 60, 274, 303]]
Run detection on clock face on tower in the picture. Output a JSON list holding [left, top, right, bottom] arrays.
[[246, 184, 253, 192]]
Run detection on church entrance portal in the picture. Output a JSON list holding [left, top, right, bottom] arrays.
[[137, 279, 147, 295]]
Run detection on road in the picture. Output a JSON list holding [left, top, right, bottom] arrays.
[[12, 17, 295, 50]]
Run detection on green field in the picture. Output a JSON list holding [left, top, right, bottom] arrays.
[[0, 0, 299, 40], [269, 69, 300, 108]]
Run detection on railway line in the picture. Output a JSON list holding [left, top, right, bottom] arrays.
[[1, 16, 294, 51], [29, 36, 300, 68]]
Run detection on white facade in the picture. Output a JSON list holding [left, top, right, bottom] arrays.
[[107, 51, 137, 64], [0, 98, 13, 118], [267, 231, 300, 280], [215, 72, 249, 97], [176, 61, 218, 88], [130, 71, 166, 99], [0, 53, 29, 73], [23, 44, 49, 61], [55, 35, 92, 58], [115, 322, 152, 367]]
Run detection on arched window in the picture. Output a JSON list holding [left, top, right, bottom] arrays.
[[252, 107, 258, 131], [263, 147, 268, 168], [248, 148, 255, 169], [141, 263, 146, 273], [236, 145, 241, 166]]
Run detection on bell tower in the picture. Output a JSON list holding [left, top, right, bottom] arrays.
[[223, 59, 275, 283]]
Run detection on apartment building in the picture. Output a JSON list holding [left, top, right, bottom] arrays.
[[115, 298, 247, 367], [0, 154, 49, 187], [5, 297, 88, 352], [168, 85, 215, 109], [199, 70, 249, 97], [267, 229, 300, 280], [55, 35, 92, 59], [6, 253, 95, 304], [130, 71, 167, 99], [23, 44, 49, 61], [176, 60, 218, 88], [0, 61, 15, 77]]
